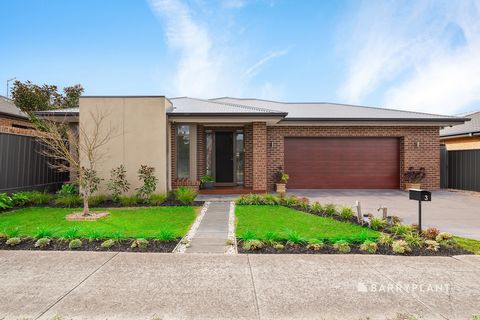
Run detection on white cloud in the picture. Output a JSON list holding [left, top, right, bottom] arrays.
[[337, 0, 480, 114], [148, 0, 288, 99]]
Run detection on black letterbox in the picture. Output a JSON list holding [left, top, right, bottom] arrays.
[[409, 189, 431, 202]]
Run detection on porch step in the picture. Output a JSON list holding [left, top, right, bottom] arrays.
[[185, 202, 231, 254]]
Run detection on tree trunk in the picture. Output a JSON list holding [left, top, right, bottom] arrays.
[[83, 189, 90, 216]]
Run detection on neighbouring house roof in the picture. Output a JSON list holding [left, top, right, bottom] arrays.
[[440, 111, 480, 138], [0, 95, 28, 119], [35, 96, 468, 125]]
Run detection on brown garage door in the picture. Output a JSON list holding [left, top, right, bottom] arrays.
[[284, 137, 400, 189]]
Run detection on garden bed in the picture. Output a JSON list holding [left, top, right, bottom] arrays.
[[0, 237, 178, 252], [236, 240, 472, 256]]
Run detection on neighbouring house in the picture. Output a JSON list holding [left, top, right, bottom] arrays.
[[0, 95, 35, 134], [37, 96, 467, 194], [439, 111, 480, 192]]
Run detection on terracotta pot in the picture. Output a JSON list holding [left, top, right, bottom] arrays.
[[275, 183, 286, 193], [405, 182, 421, 190]]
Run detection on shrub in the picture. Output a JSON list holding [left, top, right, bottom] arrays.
[[273, 243, 285, 250], [370, 217, 387, 231], [436, 232, 452, 242], [11, 192, 32, 207], [101, 239, 116, 249], [148, 193, 167, 206], [360, 240, 378, 253], [392, 240, 411, 254], [239, 230, 256, 241], [174, 187, 197, 205], [265, 231, 279, 244], [6, 237, 21, 246], [29, 191, 53, 205], [298, 197, 310, 211], [403, 167, 426, 183], [423, 227, 440, 240], [323, 203, 337, 216], [310, 202, 323, 214], [242, 239, 263, 251], [306, 239, 325, 251], [4, 227, 20, 238], [263, 194, 280, 205], [131, 238, 149, 249], [136, 165, 158, 200], [156, 230, 176, 242], [236, 194, 252, 205], [107, 165, 130, 202], [35, 237, 51, 248], [62, 227, 80, 240], [54, 194, 82, 207], [57, 183, 78, 196], [404, 232, 422, 247], [283, 196, 299, 207], [286, 230, 306, 245], [378, 233, 393, 246], [424, 240, 440, 251], [200, 175, 214, 183], [333, 240, 351, 253], [86, 229, 104, 241], [88, 195, 107, 207], [0, 193, 13, 210], [339, 207, 354, 220], [118, 195, 139, 207], [389, 224, 414, 237], [35, 227, 53, 239], [68, 239, 82, 249]]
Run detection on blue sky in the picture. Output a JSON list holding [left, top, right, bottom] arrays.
[[1, 0, 480, 115]]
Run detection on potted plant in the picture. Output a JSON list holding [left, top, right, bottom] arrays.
[[200, 175, 214, 189], [403, 167, 426, 190], [274, 167, 289, 193]]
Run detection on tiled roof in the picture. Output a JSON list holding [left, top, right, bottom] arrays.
[[440, 111, 480, 137], [0, 96, 28, 119]]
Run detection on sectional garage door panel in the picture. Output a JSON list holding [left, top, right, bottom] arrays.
[[284, 138, 400, 189]]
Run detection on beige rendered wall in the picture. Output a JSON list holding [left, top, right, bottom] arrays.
[[79, 97, 169, 195], [441, 136, 480, 151]]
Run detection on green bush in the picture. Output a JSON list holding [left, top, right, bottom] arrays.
[[69, 239, 83, 249], [339, 207, 354, 220], [378, 233, 393, 245], [35, 227, 54, 239], [35, 237, 51, 248], [101, 239, 116, 249], [404, 232, 422, 247], [310, 202, 323, 214], [86, 229, 105, 241], [148, 193, 167, 206], [286, 230, 306, 245], [239, 230, 256, 241], [156, 230, 176, 242], [11, 192, 32, 206], [0, 193, 13, 210], [54, 194, 82, 207], [131, 238, 149, 249], [369, 217, 387, 231], [392, 240, 411, 254], [4, 227, 20, 238], [263, 194, 280, 205], [174, 187, 197, 205], [136, 165, 158, 201], [62, 227, 80, 240], [6, 237, 21, 246], [306, 238, 325, 251], [283, 196, 299, 207], [424, 239, 440, 251], [107, 165, 130, 202], [360, 240, 378, 253], [333, 240, 351, 253], [29, 191, 53, 205], [118, 195, 140, 207], [323, 203, 337, 216], [389, 224, 414, 237], [265, 231, 279, 244], [88, 195, 107, 207], [242, 239, 263, 251], [57, 183, 78, 196]]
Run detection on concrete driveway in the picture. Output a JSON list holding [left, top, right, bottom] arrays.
[[0, 251, 479, 320], [288, 189, 480, 240]]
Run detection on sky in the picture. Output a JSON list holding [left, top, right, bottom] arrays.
[[1, 0, 480, 115]]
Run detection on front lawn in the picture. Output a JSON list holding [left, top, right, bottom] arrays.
[[235, 205, 378, 243], [0, 206, 198, 239], [455, 236, 480, 255]]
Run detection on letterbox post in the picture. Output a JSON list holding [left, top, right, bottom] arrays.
[[408, 189, 431, 233]]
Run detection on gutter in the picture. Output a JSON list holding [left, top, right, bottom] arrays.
[[440, 131, 480, 139], [167, 112, 288, 117], [280, 117, 470, 123]]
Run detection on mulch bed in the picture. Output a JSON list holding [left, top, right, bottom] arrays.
[[237, 240, 472, 256], [0, 237, 178, 253]]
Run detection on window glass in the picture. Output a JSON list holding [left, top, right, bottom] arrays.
[[235, 131, 244, 184], [206, 130, 213, 177], [176, 125, 190, 178]]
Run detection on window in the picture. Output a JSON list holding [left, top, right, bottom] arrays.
[[176, 125, 190, 178], [205, 130, 213, 177], [235, 130, 244, 184]]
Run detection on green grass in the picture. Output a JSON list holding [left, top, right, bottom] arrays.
[[235, 205, 378, 243], [0, 206, 198, 239], [455, 236, 480, 254]]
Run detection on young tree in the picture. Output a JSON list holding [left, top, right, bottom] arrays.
[[38, 111, 115, 215], [11, 80, 84, 115]]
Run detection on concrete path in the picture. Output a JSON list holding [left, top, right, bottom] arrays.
[[185, 201, 230, 253], [0, 251, 479, 320], [289, 189, 480, 240]]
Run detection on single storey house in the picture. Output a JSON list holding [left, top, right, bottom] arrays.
[[440, 111, 480, 150], [37, 96, 466, 194], [0, 95, 35, 134]]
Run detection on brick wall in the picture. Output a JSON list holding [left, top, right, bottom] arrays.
[[252, 122, 267, 191], [266, 126, 440, 190], [197, 125, 206, 179], [0, 115, 34, 129]]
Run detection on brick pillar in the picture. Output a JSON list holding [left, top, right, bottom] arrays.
[[252, 122, 267, 191]]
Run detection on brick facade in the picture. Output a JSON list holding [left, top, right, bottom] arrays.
[[0, 115, 34, 129], [169, 122, 440, 191], [266, 126, 440, 190]]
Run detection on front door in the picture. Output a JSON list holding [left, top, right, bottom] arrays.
[[215, 132, 234, 183]]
